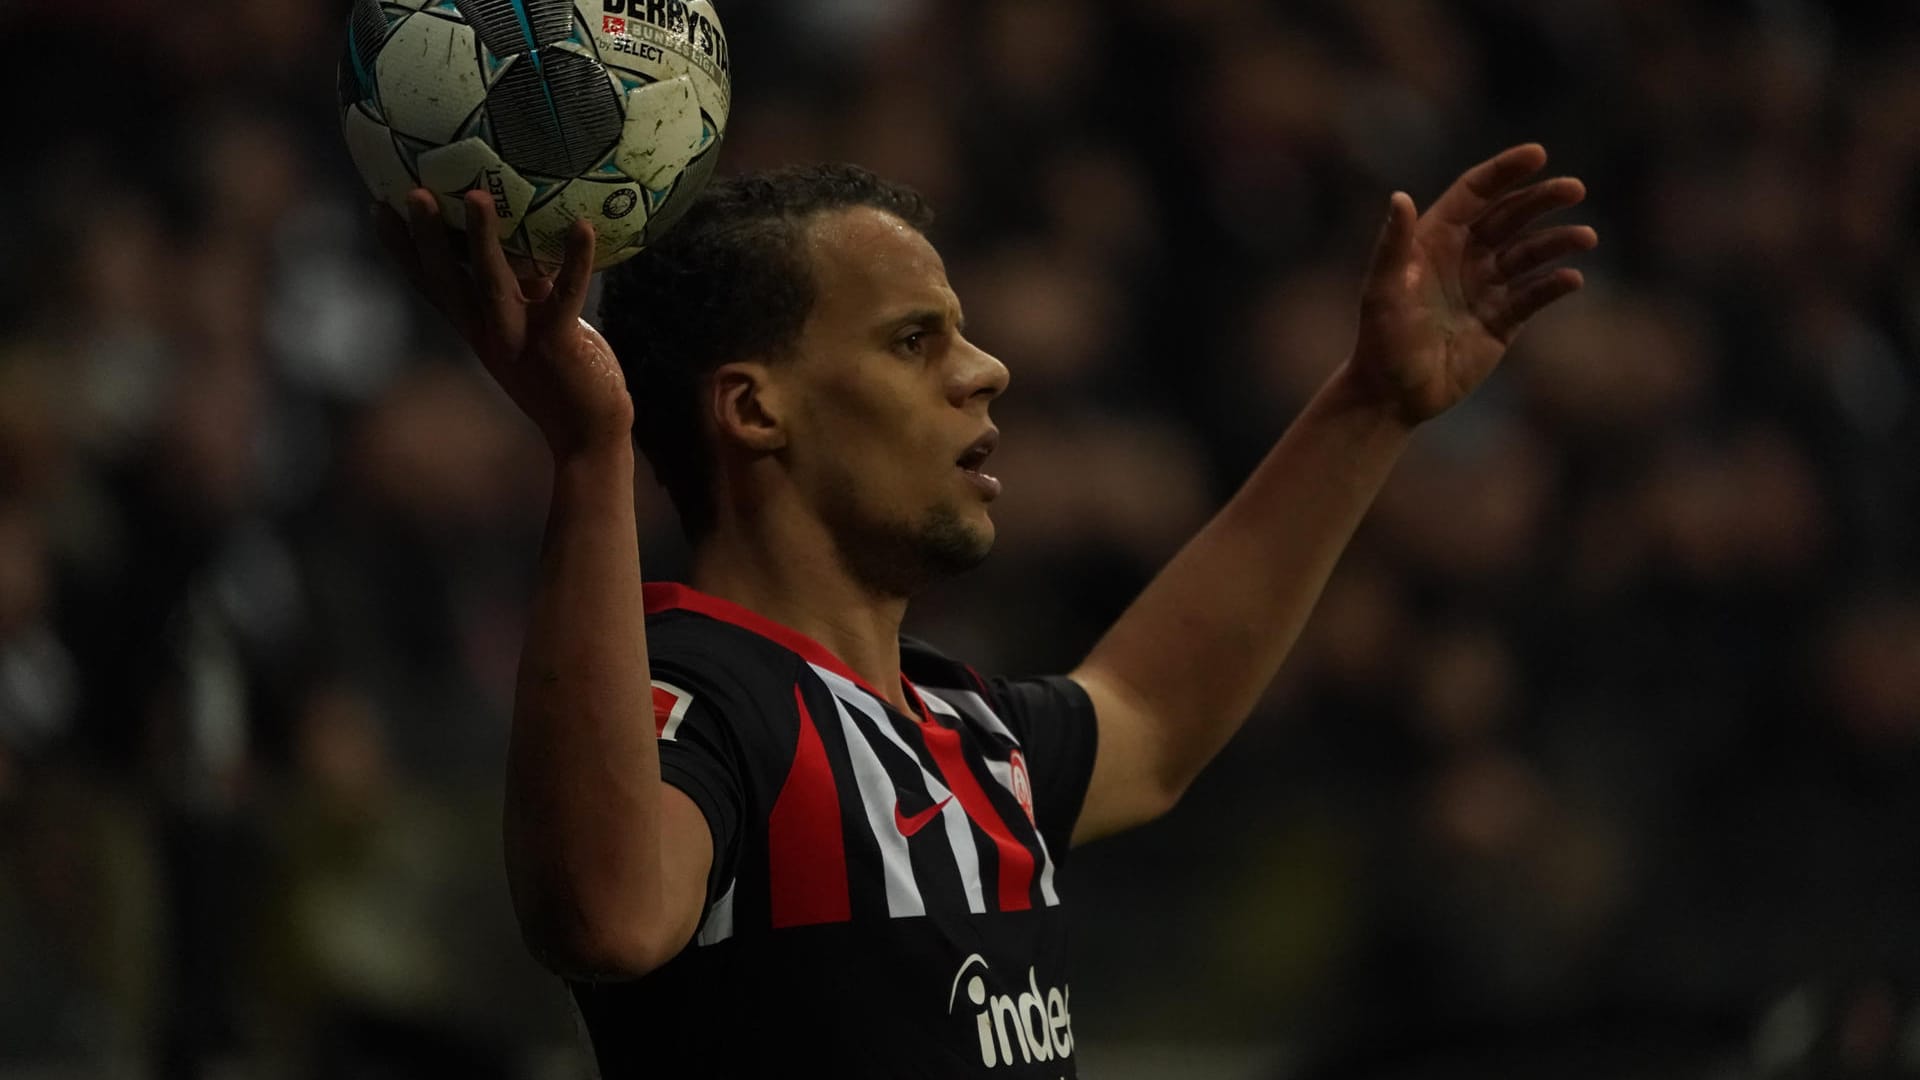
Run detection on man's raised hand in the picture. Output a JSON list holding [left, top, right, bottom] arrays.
[[1347, 143, 1597, 427], [375, 189, 634, 458]]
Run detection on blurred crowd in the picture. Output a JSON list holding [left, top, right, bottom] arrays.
[[4, 0, 1919, 1077]]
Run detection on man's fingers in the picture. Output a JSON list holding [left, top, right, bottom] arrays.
[[1471, 177, 1587, 249], [463, 189, 523, 313], [1496, 224, 1599, 280], [1487, 266, 1584, 343], [405, 189, 479, 335], [1428, 143, 1549, 227], [550, 219, 598, 321], [1363, 192, 1419, 300]]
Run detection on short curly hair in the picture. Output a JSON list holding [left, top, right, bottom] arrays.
[[599, 164, 935, 539]]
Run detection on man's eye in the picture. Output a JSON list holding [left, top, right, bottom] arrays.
[[897, 332, 927, 355]]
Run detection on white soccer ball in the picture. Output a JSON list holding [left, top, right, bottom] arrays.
[[340, 0, 730, 271]]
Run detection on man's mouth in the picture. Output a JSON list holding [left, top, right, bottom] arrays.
[[957, 431, 1001, 498], [956, 429, 997, 471]]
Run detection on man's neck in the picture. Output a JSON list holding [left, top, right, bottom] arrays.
[[689, 522, 913, 714]]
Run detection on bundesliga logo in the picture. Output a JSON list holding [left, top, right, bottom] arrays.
[[948, 954, 1074, 1068]]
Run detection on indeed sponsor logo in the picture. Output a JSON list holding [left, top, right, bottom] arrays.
[[947, 954, 1074, 1068]]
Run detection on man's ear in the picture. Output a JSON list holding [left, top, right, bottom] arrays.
[[710, 360, 788, 454]]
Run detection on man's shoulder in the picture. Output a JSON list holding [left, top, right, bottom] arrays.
[[645, 607, 803, 706]]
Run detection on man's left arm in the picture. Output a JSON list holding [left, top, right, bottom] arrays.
[[1067, 144, 1597, 845]]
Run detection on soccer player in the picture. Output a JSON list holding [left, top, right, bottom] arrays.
[[378, 144, 1593, 1076]]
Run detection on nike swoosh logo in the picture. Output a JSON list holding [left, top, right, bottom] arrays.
[[894, 796, 954, 838]]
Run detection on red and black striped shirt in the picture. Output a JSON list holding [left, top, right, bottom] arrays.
[[570, 583, 1099, 1078]]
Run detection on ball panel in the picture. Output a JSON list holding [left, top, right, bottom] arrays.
[[563, 6, 602, 61], [684, 0, 730, 125], [479, 42, 512, 86], [486, 49, 623, 179], [454, 0, 572, 57], [374, 14, 488, 143], [339, 53, 367, 110], [391, 132, 436, 180], [347, 0, 389, 91], [520, 178, 651, 270], [541, 15, 599, 68], [640, 137, 720, 248], [417, 138, 537, 232], [527, 0, 582, 45], [615, 76, 703, 190], [342, 106, 418, 211]]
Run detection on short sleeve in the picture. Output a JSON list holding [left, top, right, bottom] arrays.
[[984, 673, 1100, 856], [647, 661, 746, 909]]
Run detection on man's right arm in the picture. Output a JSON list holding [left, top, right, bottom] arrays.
[[377, 188, 711, 980], [504, 441, 714, 981]]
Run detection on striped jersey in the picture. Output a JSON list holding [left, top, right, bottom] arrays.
[[569, 583, 1100, 1078]]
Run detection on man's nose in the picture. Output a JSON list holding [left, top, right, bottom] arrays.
[[951, 338, 1010, 405]]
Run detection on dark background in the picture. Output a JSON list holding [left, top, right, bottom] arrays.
[[2, 1, 1918, 1077]]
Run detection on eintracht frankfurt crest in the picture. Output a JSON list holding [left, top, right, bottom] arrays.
[[1007, 749, 1034, 826]]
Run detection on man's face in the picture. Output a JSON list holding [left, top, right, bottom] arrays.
[[779, 206, 1009, 597]]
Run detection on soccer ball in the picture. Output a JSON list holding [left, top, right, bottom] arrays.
[[339, 0, 730, 271]]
